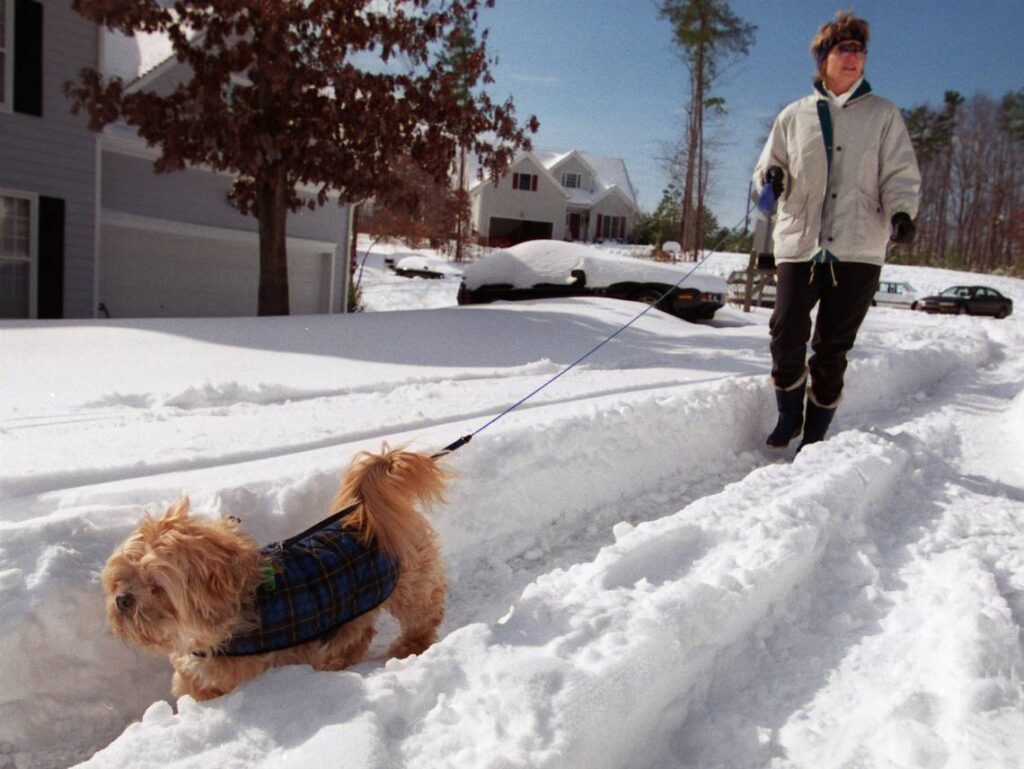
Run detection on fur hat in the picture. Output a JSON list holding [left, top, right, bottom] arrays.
[[811, 10, 869, 68]]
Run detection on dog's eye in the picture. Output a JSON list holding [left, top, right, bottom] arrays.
[[146, 584, 165, 597]]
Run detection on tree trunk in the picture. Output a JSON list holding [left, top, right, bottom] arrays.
[[455, 145, 467, 262], [678, 85, 698, 256], [695, 99, 706, 258], [679, 52, 704, 260], [256, 165, 290, 316]]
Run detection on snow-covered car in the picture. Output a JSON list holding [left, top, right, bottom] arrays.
[[872, 280, 919, 310], [726, 270, 776, 308], [918, 285, 1013, 318], [457, 240, 727, 321], [391, 255, 461, 279]]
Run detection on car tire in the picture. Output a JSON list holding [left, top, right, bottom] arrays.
[[957, 305, 967, 315], [995, 307, 1008, 320], [634, 289, 665, 306], [911, 301, 918, 311]]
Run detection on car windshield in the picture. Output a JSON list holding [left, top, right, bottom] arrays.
[[939, 286, 972, 298]]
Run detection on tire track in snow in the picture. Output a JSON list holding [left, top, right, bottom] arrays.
[[0, 372, 725, 505]]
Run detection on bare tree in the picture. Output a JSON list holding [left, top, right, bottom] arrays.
[[901, 90, 1023, 275]]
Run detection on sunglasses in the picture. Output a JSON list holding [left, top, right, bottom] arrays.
[[834, 42, 867, 56]]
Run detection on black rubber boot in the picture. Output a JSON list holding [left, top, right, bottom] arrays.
[[767, 381, 806, 448], [797, 400, 837, 452]]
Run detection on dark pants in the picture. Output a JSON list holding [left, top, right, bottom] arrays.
[[769, 261, 880, 406]]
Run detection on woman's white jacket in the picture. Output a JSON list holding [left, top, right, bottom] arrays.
[[753, 79, 921, 266]]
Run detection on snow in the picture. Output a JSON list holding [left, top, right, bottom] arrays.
[[393, 255, 463, 277], [102, 30, 175, 82], [461, 240, 728, 295], [1, 242, 1023, 769]]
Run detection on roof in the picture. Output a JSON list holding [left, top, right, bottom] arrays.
[[102, 28, 176, 83], [467, 148, 638, 210]]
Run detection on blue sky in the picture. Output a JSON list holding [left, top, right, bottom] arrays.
[[477, 0, 1024, 231]]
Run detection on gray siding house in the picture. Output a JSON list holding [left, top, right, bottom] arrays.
[[468, 149, 638, 247], [0, 0, 353, 319]]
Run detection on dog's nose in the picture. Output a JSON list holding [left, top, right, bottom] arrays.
[[116, 593, 135, 613]]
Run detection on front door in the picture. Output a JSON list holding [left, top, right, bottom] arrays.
[[569, 213, 581, 240]]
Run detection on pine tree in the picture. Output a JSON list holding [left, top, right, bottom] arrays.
[[437, 18, 480, 261], [660, 0, 755, 259]]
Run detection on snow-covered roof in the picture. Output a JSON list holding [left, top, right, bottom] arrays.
[[102, 29, 176, 82], [467, 148, 638, 210]]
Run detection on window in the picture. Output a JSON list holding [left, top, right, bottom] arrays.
[[0, 0, 11, 111], [512, 172, 537, 192], [562, 172, 581, 189], [597, 214, 627, 240], [0, 192, 36, 318], [3, 0, 42, 116]]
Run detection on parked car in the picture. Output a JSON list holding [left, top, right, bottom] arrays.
[[727, 270, 777, 308], [873, 280, 919, 310], [457, 240, 727, 321], [918, 286, 1013, 318], [390, 255, 461, 279]]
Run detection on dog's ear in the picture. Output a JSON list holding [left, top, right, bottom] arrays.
[[162, 497, 191, 523], [154, 516, 266, 647]]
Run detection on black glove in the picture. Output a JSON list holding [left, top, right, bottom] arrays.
[[763, 166, 785, 199], [890, 212, 915, 244]]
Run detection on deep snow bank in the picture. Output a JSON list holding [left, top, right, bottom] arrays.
[[76, 431, 911, 769], [2, 276, 1021, 768]]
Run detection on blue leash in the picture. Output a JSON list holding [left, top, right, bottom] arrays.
[[432, 213, 752, 459]]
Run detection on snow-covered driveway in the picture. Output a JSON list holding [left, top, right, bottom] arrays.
[[1, 258, 1022, 769]]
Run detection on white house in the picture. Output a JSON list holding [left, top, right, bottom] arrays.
[[467, 149, 638, 247], [0, 0, 353, 319]]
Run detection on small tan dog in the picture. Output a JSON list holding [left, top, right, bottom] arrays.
[[102, 447, 449, 700]]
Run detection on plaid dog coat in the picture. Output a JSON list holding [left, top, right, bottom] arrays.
[[216, 516, 400, 656]]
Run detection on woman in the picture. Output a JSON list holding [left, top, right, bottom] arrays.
[[753, 10, 920, 451]]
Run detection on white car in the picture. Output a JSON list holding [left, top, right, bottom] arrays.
[[726, 270, 777, 308], [873, 280, 919, 310]]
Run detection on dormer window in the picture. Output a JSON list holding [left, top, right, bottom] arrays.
[[562, 172, 581, 189]]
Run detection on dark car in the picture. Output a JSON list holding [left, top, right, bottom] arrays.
[[389, 255, 461, 280], [918, 285, 1013, 318], [457, 240, 727, 321]]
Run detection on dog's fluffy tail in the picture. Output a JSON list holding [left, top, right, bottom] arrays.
[[333, 447, 449, 564]]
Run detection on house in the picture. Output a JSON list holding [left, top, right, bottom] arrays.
[[0, 0, 353, 319], [467, 149, 638, 247]]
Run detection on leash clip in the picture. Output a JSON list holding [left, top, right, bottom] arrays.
[[432, 435, 472, 459]]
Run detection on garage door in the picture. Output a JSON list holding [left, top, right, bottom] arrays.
[[488, 217, 553, 247], [100, 226, 332, 318]]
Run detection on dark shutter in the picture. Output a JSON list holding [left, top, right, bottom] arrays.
[[37, 197, 64, 318], [530, 175, 537, 192], [512, 173, 519, 189], [13, 0, 44, 117]]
